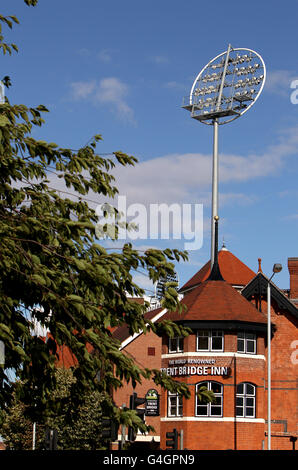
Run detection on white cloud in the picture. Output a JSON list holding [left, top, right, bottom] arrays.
[[77, 48, 92, 57], [95, 77, 135, 123], [31, 125, 298, 254], [279, 189, 298, 199], [107, 125, 298, 208], [149, 55, 170, 64], [283, 214, 298, 221], [164, 81, 186, 90], [131, 272, 156, 293], [69, 77, 135, 124], [265, 69, 296, 97], [70, 80, 96, 100], [41, 126, 298, 231], [97, 49, 112, 63], [220, 193, 257, 206]]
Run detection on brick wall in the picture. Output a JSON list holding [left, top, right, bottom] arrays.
[[160, 329, 267, 450], [113, 328, 162, 440], [113, 292, 297, 450], [266, 301, 298, 450]]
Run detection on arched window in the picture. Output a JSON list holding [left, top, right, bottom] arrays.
[[236, 383, 256, 418], [195, 381, 223, 417]]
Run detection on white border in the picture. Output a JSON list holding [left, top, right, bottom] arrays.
[[117, 434, 160, 442], [161, 417, 265, 423], [120, 308, 167, 350], [162, 352, 266, 360]]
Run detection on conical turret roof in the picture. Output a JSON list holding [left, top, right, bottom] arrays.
[[163, 279, 267, 324], [180, 248, 256, 293]]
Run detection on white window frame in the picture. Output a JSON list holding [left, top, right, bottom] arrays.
[[169, 336, 184, 353], [196, 329, 224, 352], [236, 383, 256, 418], [237, 332, 256, 354], [167, 391, 183, 417], [195, 381, 223, 417]]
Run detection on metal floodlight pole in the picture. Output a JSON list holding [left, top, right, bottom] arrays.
[[182, 45, 266, 267], [216, 44, 232, 112], [211, 44, 232, 265], [211, 118, 219, 266]]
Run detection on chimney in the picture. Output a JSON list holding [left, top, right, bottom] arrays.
[[288, 258, 298, 299]]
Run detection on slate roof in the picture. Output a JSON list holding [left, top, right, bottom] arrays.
[[242, 272, 298, 319]]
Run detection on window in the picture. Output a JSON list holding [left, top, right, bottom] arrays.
[[197, 330, 223, 352], [237, 332, 256, 354], [147, 347, 155, 356], [195, 381, 223, 417], [236, 383, 256, 418], [169, 336, 184, 353], [167, 392, 183, 417]]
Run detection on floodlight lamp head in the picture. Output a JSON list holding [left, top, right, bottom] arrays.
[[182, 45, 266, 125]]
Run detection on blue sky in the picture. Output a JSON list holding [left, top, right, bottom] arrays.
[[3, 0, 298, 293]]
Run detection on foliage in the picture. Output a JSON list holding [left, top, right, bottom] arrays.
[[0, 0, 195, 438], [1, 368, 109, 450], [0, 396, 40, 450], [196, 385, 215, 405]]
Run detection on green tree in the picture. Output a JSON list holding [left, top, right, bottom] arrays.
[[0, 396, 40, 450], [0, 0, 195, 439], [1, 368, 113, 450]]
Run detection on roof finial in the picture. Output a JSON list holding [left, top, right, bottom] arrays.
[[208, 216, 224, 281], [258, 258, 262, 273], [221, 236, 228, 251]]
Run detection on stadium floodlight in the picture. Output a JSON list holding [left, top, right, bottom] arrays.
[[182, 45, 266, 266]]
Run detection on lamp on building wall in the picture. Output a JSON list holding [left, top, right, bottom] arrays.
[[267, 263, 282, 450]]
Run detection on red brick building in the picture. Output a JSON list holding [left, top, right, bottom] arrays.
[[112, 243, 298, 450]]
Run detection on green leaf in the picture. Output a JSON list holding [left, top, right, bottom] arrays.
[[0, 115, 10, 126]]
